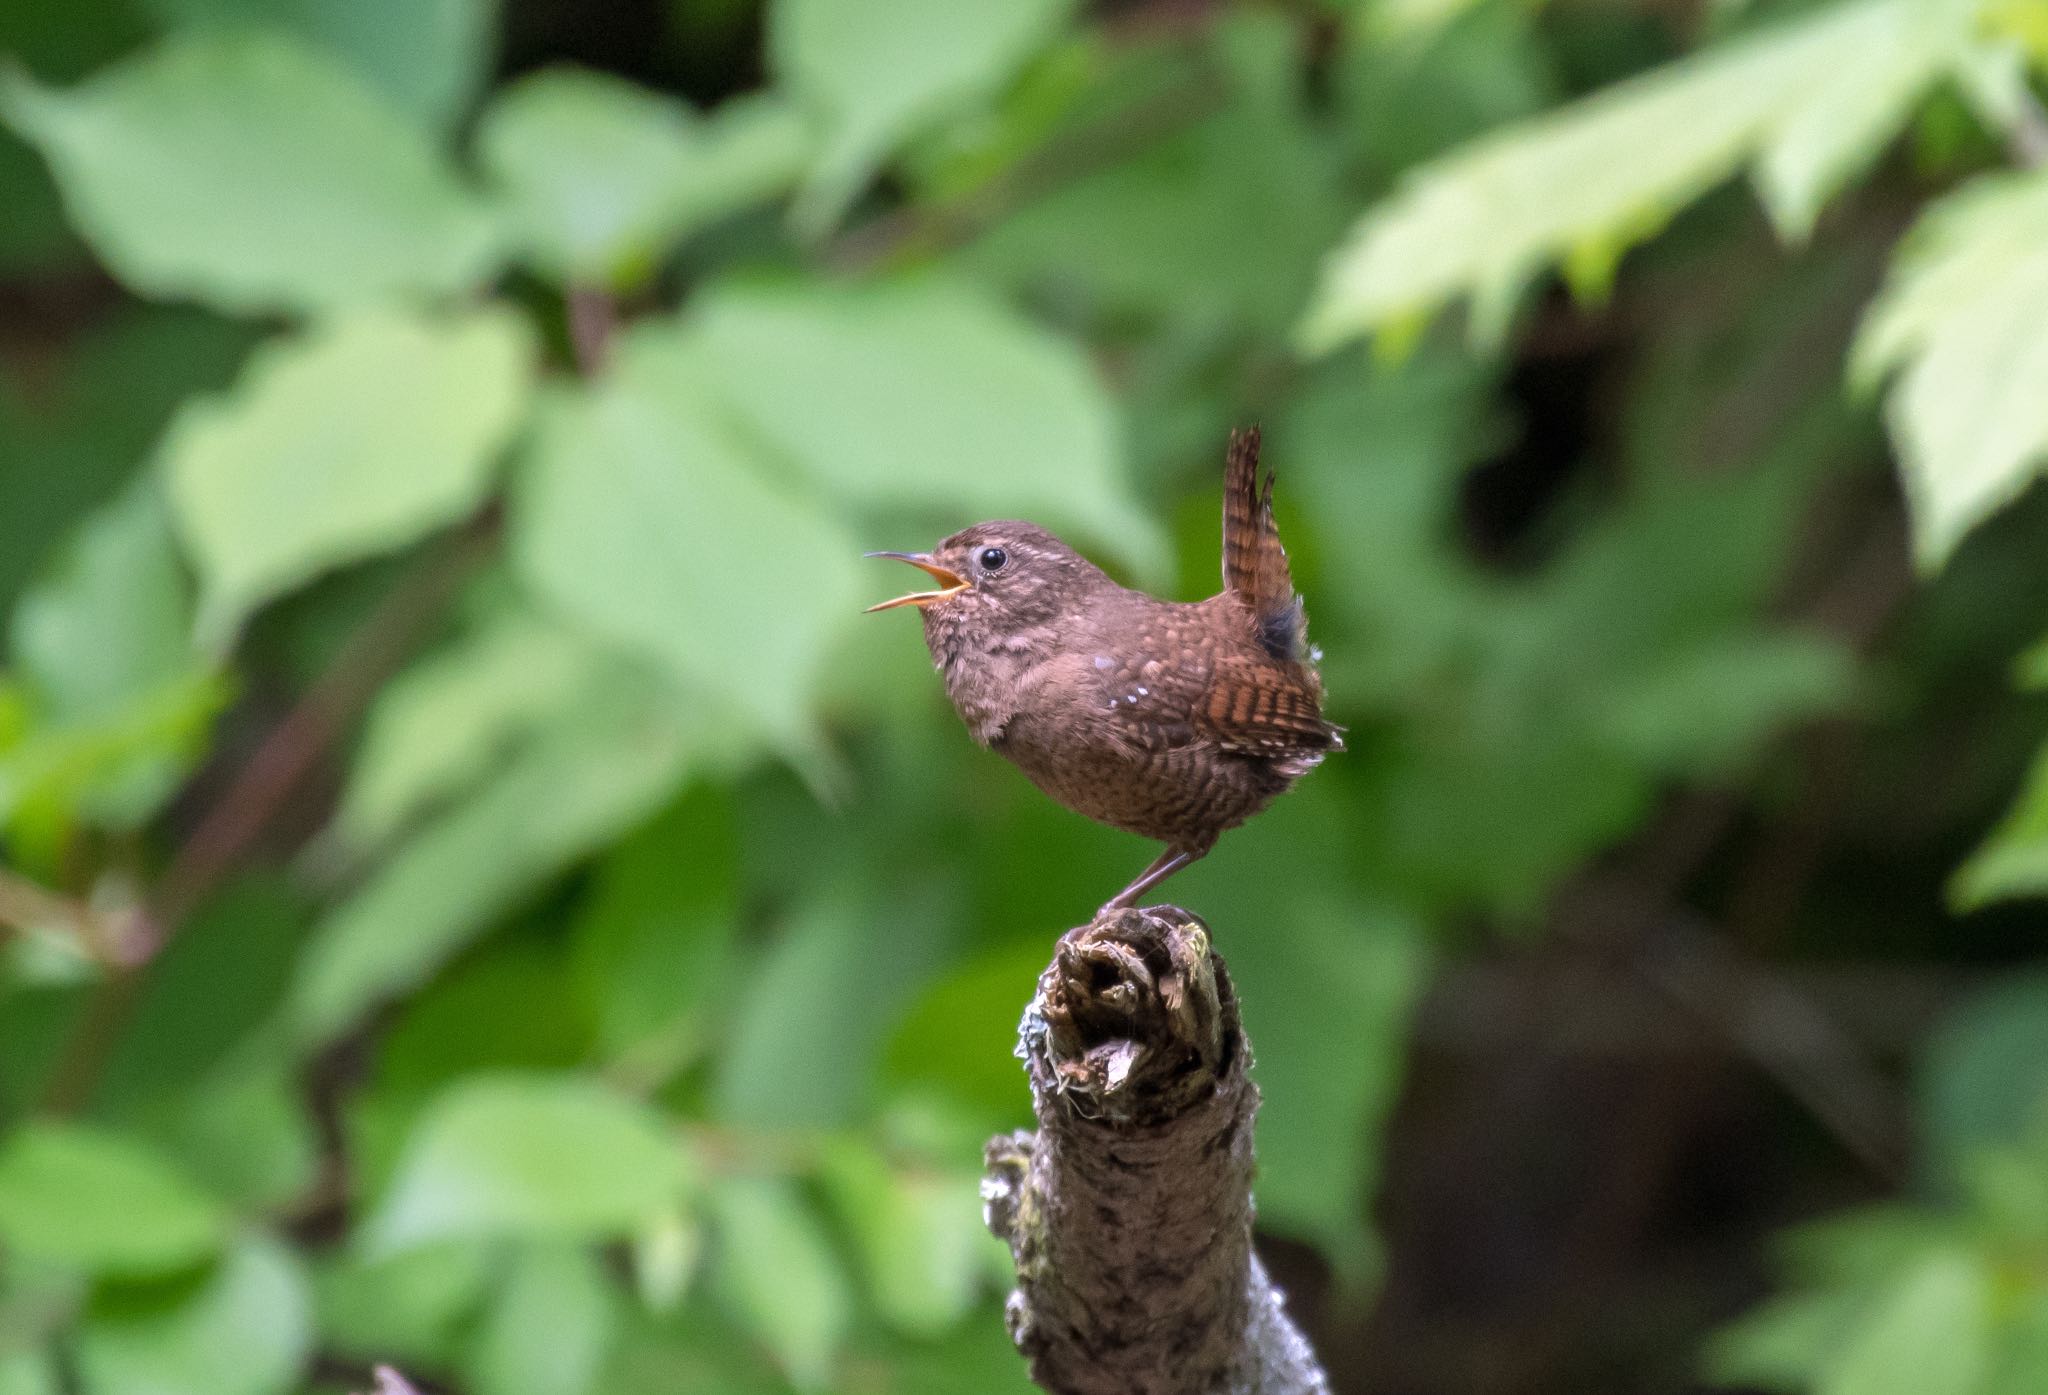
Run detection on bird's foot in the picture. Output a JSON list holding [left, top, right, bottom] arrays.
[[1096, 848, 1201, 921]]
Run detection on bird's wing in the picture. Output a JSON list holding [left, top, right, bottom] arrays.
[[1193, 653, 1337, 755], [1088, 642, 1336, 757], [1220, 426, 1306, 663]]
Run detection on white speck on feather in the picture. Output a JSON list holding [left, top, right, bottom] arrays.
[[1093, 655, 1113, 671], [1136, 686, 1148, 696]]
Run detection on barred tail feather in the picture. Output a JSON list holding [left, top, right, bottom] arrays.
[[1220, 426, 1306, 662]]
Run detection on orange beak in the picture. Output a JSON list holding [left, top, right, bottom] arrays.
[[863, 552, 971, 611]]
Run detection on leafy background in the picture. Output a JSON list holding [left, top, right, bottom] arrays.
[[4, 0, 2048, 1391]]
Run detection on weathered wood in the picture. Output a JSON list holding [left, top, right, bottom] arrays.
[[982, 906, 1330, 1395]]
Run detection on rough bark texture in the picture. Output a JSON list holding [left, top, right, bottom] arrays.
[[982, 906, 1330, 1395]]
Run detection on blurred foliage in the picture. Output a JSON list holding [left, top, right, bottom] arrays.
[[1708, 981, 2048, 1394], [1, 0, 2047, 1392]]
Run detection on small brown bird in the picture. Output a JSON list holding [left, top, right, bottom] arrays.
[[866, 428, 1341, 913]]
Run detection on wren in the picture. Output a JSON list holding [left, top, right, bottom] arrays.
[[865, 428, 1341, 914]]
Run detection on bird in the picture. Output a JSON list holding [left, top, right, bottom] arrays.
[[864, 427, 1341, 915]]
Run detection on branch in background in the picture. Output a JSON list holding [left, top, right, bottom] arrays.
[[1558, 879, 1913, 1182], [39, 515, 497, 1114], [564, 286, 616, 376], [1417, 958, 1962, 1059], [983, 907, 1330, 1395], [362, 1368, 421, 1395], [2001, 85, 2048, 168], [151, 514, 497, 933], [0, 865, 150, 967], [1549, 506, 1920, 1182]]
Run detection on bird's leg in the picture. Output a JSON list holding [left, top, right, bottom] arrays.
[[1099, 846, 1205, 916]]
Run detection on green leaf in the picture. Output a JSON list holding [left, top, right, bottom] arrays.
[[1917, 974, 2048, 1181], [1706, 1289, 1866, 1392], [139, 0, 498, 132], [0, 1, 148, 86], [0, 1353, 56, 1395], [12, 483, 194, 721], [0, 130, 75, 275], [373, 944, 595, 1103], [335, 601, 600, 853], [968, 17, 1343, 333], [1593, 631, 1853, 776], [76, 1235, 311, 1395], [1337, 1, 1559, 180], [1951, 37, 2040, 147], [1365, 0, 1493, 38], [0, 1121, 224, 1275], [567, 790, 738, 1062], [509, 343, 861, 752], [1853, 169, 2048, 569], [1215, 889, 1429, 1282], [1779, 1206, 1963, 1288], [0, 33, 501, 314], [467, 1243, 618, 1395], [288, 672, 691, 1046], [709, 1177, 852, 1391], [0, 1247, 83, 1369], [0, 983, 87, 1130], [362, 1074, 689, 1254], [478, 69, 807, 287], [3, 484, 226, 832], [865, 1318, 1040, 1395], [1817, 1252, 1989, 1395], [712, 884, 952, 1131], [1953, 737, 2048, 908], [629, 1205, 700, 1314], [882, 940, 1045, 1125], [0, 670, 225, 846], [163, 304, 533, 645], [601, 1308, 792, 1393], [92, 879, 306, 1119], [313, 1241, 492, 1367], [683, 276, 1162, 575], [0, 305, 250, 615], [1984, 1292, 2048, 1395], [1299, 0, 1959, 352], [1957, 1142, 2048, 1251], [138, 1059, 318, 1213], [2015, 631, 2048, 690], [772, 0, 1069, 233], [1749, 8, 1962, 242], [819, 1141, 993, 1338]]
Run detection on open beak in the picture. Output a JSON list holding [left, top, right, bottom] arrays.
[[863, 552, 971, 612]]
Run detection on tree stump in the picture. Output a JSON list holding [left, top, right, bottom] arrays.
[[982, 906, 1330, 1395]]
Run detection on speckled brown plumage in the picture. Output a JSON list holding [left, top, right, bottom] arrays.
[[867, 428, 1340, 912]]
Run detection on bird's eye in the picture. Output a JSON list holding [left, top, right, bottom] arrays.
[[978, 546, 1009, 572]]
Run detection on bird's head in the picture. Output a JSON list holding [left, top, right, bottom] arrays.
[[865, 522, 1101, 645]]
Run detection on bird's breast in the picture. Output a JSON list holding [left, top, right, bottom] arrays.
[[933, 631, 1054, 748]]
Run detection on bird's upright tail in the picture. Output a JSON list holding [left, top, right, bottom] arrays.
[[1221, 426, 1307, 663]]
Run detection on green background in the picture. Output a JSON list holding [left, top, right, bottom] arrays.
[[4, 0, 2048, 1391]]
